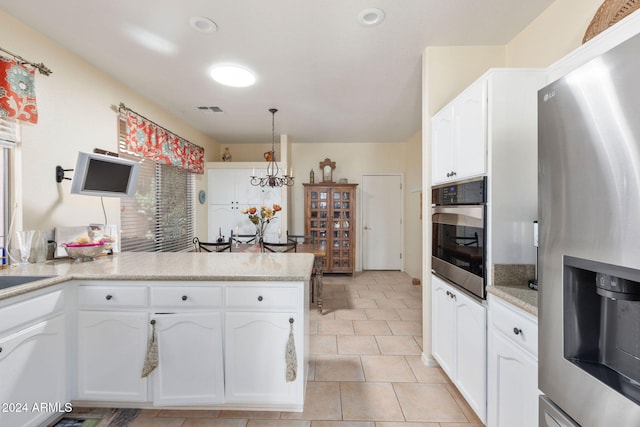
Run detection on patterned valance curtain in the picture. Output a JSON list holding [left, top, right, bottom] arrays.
[[120, 104, 205, 174], [0, 56, 38, 124]]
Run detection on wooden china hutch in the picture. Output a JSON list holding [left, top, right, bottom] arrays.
[[303, 183, 358, 275]]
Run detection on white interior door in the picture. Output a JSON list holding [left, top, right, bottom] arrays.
[[362, 174, 402, 270]]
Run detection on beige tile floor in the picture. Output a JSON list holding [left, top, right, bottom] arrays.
[[74, 271, 484, 427]]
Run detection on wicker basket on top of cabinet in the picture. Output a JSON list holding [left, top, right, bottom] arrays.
[[303, 183, 357, 276]]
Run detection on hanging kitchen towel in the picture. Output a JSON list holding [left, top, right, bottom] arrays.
[[285, 318, 297, 382], [141, 321, 158, 378]]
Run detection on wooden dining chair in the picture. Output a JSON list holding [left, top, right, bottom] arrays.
[[286, 231, 323, 311], [261, 241, 297, 253], [193, 236, 232, 252]]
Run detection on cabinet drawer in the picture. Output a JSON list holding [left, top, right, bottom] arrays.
[[226, 286, 298, 309], [78, 286, 147, 307], [151, 286, 222, 307], [490, 295, 538, 357], [0, 288, 65, 332]]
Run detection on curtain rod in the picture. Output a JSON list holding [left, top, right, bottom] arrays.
[[0, 46, 52, 76], [118, 102, 203, 150]]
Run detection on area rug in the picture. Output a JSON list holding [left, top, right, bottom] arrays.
[[50, 409, 140, 427]]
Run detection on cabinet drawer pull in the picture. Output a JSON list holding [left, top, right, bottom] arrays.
[[289, 317, 294, 324], [105, 294, 113, 300], [513, 327, 522, 335], [181, 295, 188, 301], [258, 295, 263, 302]]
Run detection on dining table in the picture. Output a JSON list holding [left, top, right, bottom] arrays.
[[231, 241, 326, 314]]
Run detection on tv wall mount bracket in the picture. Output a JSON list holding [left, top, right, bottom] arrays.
[[56, 165, 73, 183]]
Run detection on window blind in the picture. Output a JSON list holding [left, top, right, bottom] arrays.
[[119, 118, 194, 252], [0, 117, 18, 148]]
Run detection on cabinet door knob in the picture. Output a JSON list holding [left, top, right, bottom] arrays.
[[513, 327, 522, 335], [182, 295, 188, 301], [258, 295, 263, 302], [105, 294, 113, 300], [150, 319, 156, 325]]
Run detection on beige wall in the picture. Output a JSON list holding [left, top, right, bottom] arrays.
[[289, 141, 408, 272], [208, 137, 421, 275], [403, 130, 422, 280], [0, 11, 219, 241], [506, 0, 602, 67], [424, 46, 506, 115]]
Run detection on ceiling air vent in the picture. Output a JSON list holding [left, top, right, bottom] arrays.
[[197, 106, 223, 113]]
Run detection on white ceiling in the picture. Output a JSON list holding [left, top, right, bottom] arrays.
[[0, 0, 554, 145]]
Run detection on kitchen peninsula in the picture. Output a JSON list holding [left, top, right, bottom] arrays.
[[0, 252, 314, 427]]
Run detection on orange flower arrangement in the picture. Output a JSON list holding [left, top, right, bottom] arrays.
[[242, 204, 282, 240]]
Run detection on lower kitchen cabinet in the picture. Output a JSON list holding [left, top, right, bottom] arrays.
[[152, 312, 224, 405], [77, 310, 149, 402], [0, 277, 309, 414], [0, 314, 67, 427], [432, 274, 486, 423], [487, 294, 539, 427], [225, 311, 303, 407]]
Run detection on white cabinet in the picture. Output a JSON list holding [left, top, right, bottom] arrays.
[[71, 280, 307, 410], [77, 310, 149, 402], [76, 284, 149, 402], [149, 285, 224, 406], [488, 295, 539, 427], [431, 79, 486, 184], [0, 287, 67, 427], [225, 312, 303, 406], [431, 274, 486, 423], [433, 69, 547, 268], [224, 283, 306, 409], [431, 277, 456, 375], [0, 314, 67, 427], [152, 312, 224, 406], [207, 167, 282, 242]]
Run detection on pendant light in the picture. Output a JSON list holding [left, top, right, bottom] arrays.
[[250, 108, 294, 187]]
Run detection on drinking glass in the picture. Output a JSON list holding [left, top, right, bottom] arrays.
[[15, 230, 35, 264]]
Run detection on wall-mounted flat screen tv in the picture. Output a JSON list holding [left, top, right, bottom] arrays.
[[70, 152, 140, 197]]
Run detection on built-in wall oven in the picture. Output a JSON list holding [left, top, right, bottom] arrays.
[[432, 177, 487, 299]]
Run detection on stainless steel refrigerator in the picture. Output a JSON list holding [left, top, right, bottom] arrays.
[[538, 31, 640, 426]]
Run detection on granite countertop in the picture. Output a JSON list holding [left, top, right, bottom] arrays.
[[0, 252, 315, 301], [487, 284, 538, 317]]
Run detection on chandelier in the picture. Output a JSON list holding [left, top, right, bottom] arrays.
[[250, 108, 295, 187]]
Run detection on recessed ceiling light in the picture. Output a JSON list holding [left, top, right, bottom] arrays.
[[189, 16, 217, 33], [358, 8, 385, 26], [210, 65, 256, 87]]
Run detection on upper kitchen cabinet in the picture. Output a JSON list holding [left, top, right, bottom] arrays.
[[432, 80, 486, 184], [207, 165, 285, 243], [431, 69, 546, 187]]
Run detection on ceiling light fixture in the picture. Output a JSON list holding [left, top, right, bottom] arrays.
[[189, 16, 218, 33], [357, 8, 385, 26], [210, 65, 256, 87], [250, 108, 294, 187]]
